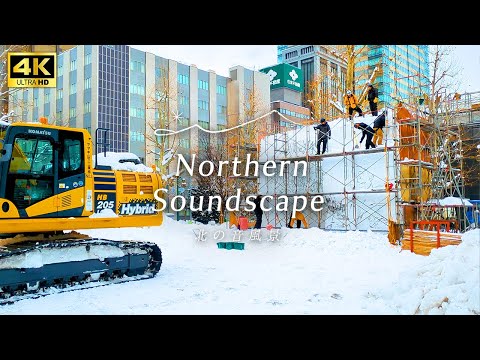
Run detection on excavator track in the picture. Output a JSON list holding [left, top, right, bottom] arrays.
[[0, 238, 162, 305]]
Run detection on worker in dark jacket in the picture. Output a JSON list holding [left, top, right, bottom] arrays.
[[354, 122, 376, 149], [253, 195, 263, 229], [313, 118, 331, 155], [372, 110, 386, 145], [366, 83, 379, 116]]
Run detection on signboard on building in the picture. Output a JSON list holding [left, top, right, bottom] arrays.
[[260, 63, 303, 92]]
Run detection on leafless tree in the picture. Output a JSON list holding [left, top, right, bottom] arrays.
[[426, 45, 462, 116], [144, 66, 180, 176]]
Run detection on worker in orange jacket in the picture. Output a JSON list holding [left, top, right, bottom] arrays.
[[344, 90, 363, 120]]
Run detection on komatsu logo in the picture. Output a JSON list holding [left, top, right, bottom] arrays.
[[27, 129, 51, 136], [119, 202, 156, 215]]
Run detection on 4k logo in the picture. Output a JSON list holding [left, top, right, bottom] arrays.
[[8, 52, 56, 88]]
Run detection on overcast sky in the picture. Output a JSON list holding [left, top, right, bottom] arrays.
[[132, 45, 480, 93]]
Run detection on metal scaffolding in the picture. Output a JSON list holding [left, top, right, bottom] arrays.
[[258, 110, 398, 231]]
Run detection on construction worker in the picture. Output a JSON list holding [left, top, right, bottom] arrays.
[[354, 122, 376, 149], [366, 83, 379, 116], [344, 90, 363, 120], [313, 118, 331, 155], [372, 110, 386, 145], [253, 195, 263, 229]]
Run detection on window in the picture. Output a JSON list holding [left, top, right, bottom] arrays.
[[84, 53, 91, 65], [129, 131, 145, 142], [301, 46, 314, 55], [130, 60, 145, 73], [177, 74, 189, 85], [130, 107, 145, 119], [178, 117, 189, 128], [57, 89, 63, 100], [131, 84, 145, 96], [178, 138, 190, 149], [58, 65, 63, 77], [84, 77, 91, 90], [34, 97, 38, 107], [179, 96, 189, 105], [56, 111, 62, 121], [285, 50, 298, 60], [217, 124, 226, 131], [217, 105, 226, 115], [7, 136, 54, 208], [198, 100, 208, 111], [155, 67, 163, 79], [45, 91, 50, 103], [59, 131, 84, 179], [217, 85, 226, 95], [198, 79, 209, 90], [84, 102, 91, 114], [70, 83, 76, 94], [70, 59, 76, 71], [69, 107, 76, 118], [198, 121, 209, 130]]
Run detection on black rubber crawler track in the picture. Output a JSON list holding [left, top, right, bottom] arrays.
[[0, 238, 162, 305]]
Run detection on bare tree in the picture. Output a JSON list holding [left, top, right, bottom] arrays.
[[144, 66, 179, 176], [426, 45, 462, 116], [191, 133, 229, 223]]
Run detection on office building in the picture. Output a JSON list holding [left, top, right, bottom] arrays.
[[8, 45, 270, 166], [260, 63, 310, 131], [355, 45, 429, 106], [278, 45, 430, 109]]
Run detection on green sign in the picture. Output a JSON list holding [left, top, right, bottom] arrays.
[[260, 63, 304, 92]]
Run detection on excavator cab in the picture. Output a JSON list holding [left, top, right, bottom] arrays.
[[0, 121, 163, 303], [0, 124, 85, 217]]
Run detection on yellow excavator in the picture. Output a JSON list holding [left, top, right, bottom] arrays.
[[0, 118, 163, 303]]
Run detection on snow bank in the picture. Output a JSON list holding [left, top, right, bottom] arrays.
[[1, 217, 476, 315], [374, 229, 480, 314], [93, 152, 153, 173], [428, 196, 474, 207]]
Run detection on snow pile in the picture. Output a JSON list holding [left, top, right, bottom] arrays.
[[373, 229, 480, 315], [0, 217, 476, 315], [0, 245, 126, 269], [430, 196, 474, 207], [93, 152, 153, 173]]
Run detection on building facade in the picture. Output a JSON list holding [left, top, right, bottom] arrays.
[[8, 45, 270, 165], [354, 45, 430, 106], [278, 45, 430, 110], [260, 63, 310, 131], [278, 45, 347, 119], [7, 45, 271, 221]]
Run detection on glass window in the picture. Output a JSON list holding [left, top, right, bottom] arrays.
[[59, 131, 84, 178], [70, 59, 76, 71], [84, 77, 91, 89], [58, 65, 63, 77], [9, 137, 53, 176], [45, 91, 50, 103], [70, 83, 76, 94], [84, 53, 91, 65], [57, 89, 63, 100]]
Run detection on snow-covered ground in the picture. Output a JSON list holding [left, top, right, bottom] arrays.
[[1, 218, 478, 315]]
